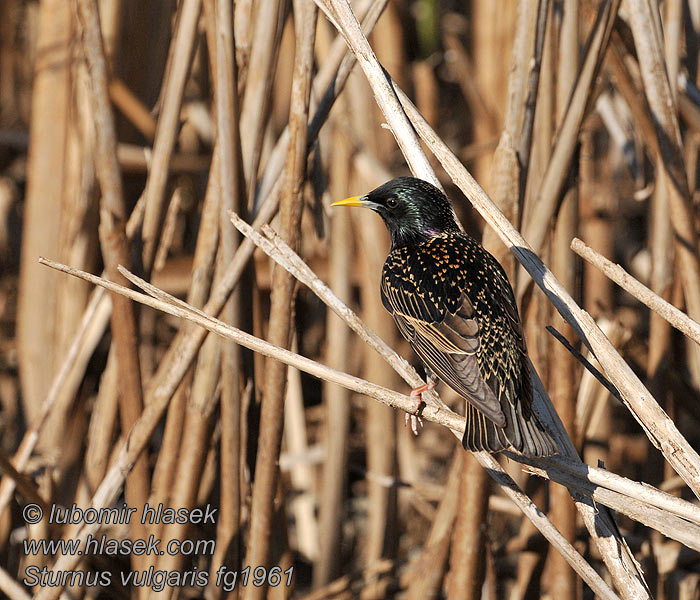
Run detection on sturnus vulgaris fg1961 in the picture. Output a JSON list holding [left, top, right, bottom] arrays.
[[332, 177, 557, 457]]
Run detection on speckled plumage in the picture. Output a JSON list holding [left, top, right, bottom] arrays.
[[335, 177, 557, 457]]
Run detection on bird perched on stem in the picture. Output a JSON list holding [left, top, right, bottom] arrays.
[[332, 177, 557, 457]]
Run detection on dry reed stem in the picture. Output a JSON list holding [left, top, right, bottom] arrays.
[[140, 0, 201, 271], [516, 0, 549, 190], [315, 4, 649, 596], [0, 448, 45, 509], [17, 0, 72, 423], [406, 452, 462, 600], [244, 1, 317, 592], [116, 144, 211, 173], [571, 238, 700, 347], [207, 0, 246, 591], [84, 347, 119, 491], [0, 566, 31, 600], [548, 1, 580, 595], [517, 0, 620, 297], [314, 124, 354, 587], [314, 0, 438, 188], [517, 459, 700, 550], [446, 452, 487, 600], [40, 256, 617, 599], [108, 78, 156, 141], [606, 37, 660, 162], [76, 0, 149, 566], [239, 0, 284, 208], [482, 0, 537, 270], [357, 211, 399, 572], [283, 346, 319, 561], [627, 0, 700, 386]]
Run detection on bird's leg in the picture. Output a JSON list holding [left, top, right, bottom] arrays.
[[405, 375, 437, 435]]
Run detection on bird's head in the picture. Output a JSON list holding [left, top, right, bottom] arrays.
[[331, 177, 460, 249]]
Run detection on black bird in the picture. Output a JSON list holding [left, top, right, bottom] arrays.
[[332, 177, 557, 457]]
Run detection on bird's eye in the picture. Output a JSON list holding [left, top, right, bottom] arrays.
[[386, 197, 398, 209]]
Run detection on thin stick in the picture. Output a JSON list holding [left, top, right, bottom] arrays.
[[546, 325, 621, 401], [517, 0, 550, 188], [244, 2, 318, 592], [549, 2, 580, 594], [209, 0, 246, 590], [239, 0, 284, 208], [140, 0, 201, 271], [0, 566, 30, 600], [518, 0, 620, 284], [314, 0, 438, 188], [76, 0, 149, 567], [108, 78, 156, 141], [571, 238, 700, 347], [314, 120, 354, 587]]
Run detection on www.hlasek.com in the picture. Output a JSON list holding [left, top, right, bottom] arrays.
[[21, 502, 293, 592]]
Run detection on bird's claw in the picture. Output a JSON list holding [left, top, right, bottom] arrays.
[[405, 412, 423, 435], [405, 380, 436, 436]]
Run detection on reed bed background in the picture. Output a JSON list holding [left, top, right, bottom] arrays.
[[1, 0, 700, 598]]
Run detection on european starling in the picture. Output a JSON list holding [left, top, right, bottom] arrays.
[[332, 177, 557, 457]]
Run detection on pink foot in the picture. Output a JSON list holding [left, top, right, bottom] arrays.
[[405, 380, 436, 435]]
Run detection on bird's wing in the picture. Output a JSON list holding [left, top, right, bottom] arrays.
[[382, 280, 505, 426]]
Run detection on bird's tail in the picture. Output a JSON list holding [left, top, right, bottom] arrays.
[[461, 400, 558, 457]]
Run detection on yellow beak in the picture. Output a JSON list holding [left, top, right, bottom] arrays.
[[330, 195, 366, 208]]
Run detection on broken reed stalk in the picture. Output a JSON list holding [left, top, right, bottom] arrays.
[[38, 256, 619, 600], [75, 0, 149, 570], [314, 2, 649, 596], [571, 238, 700, 346]]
